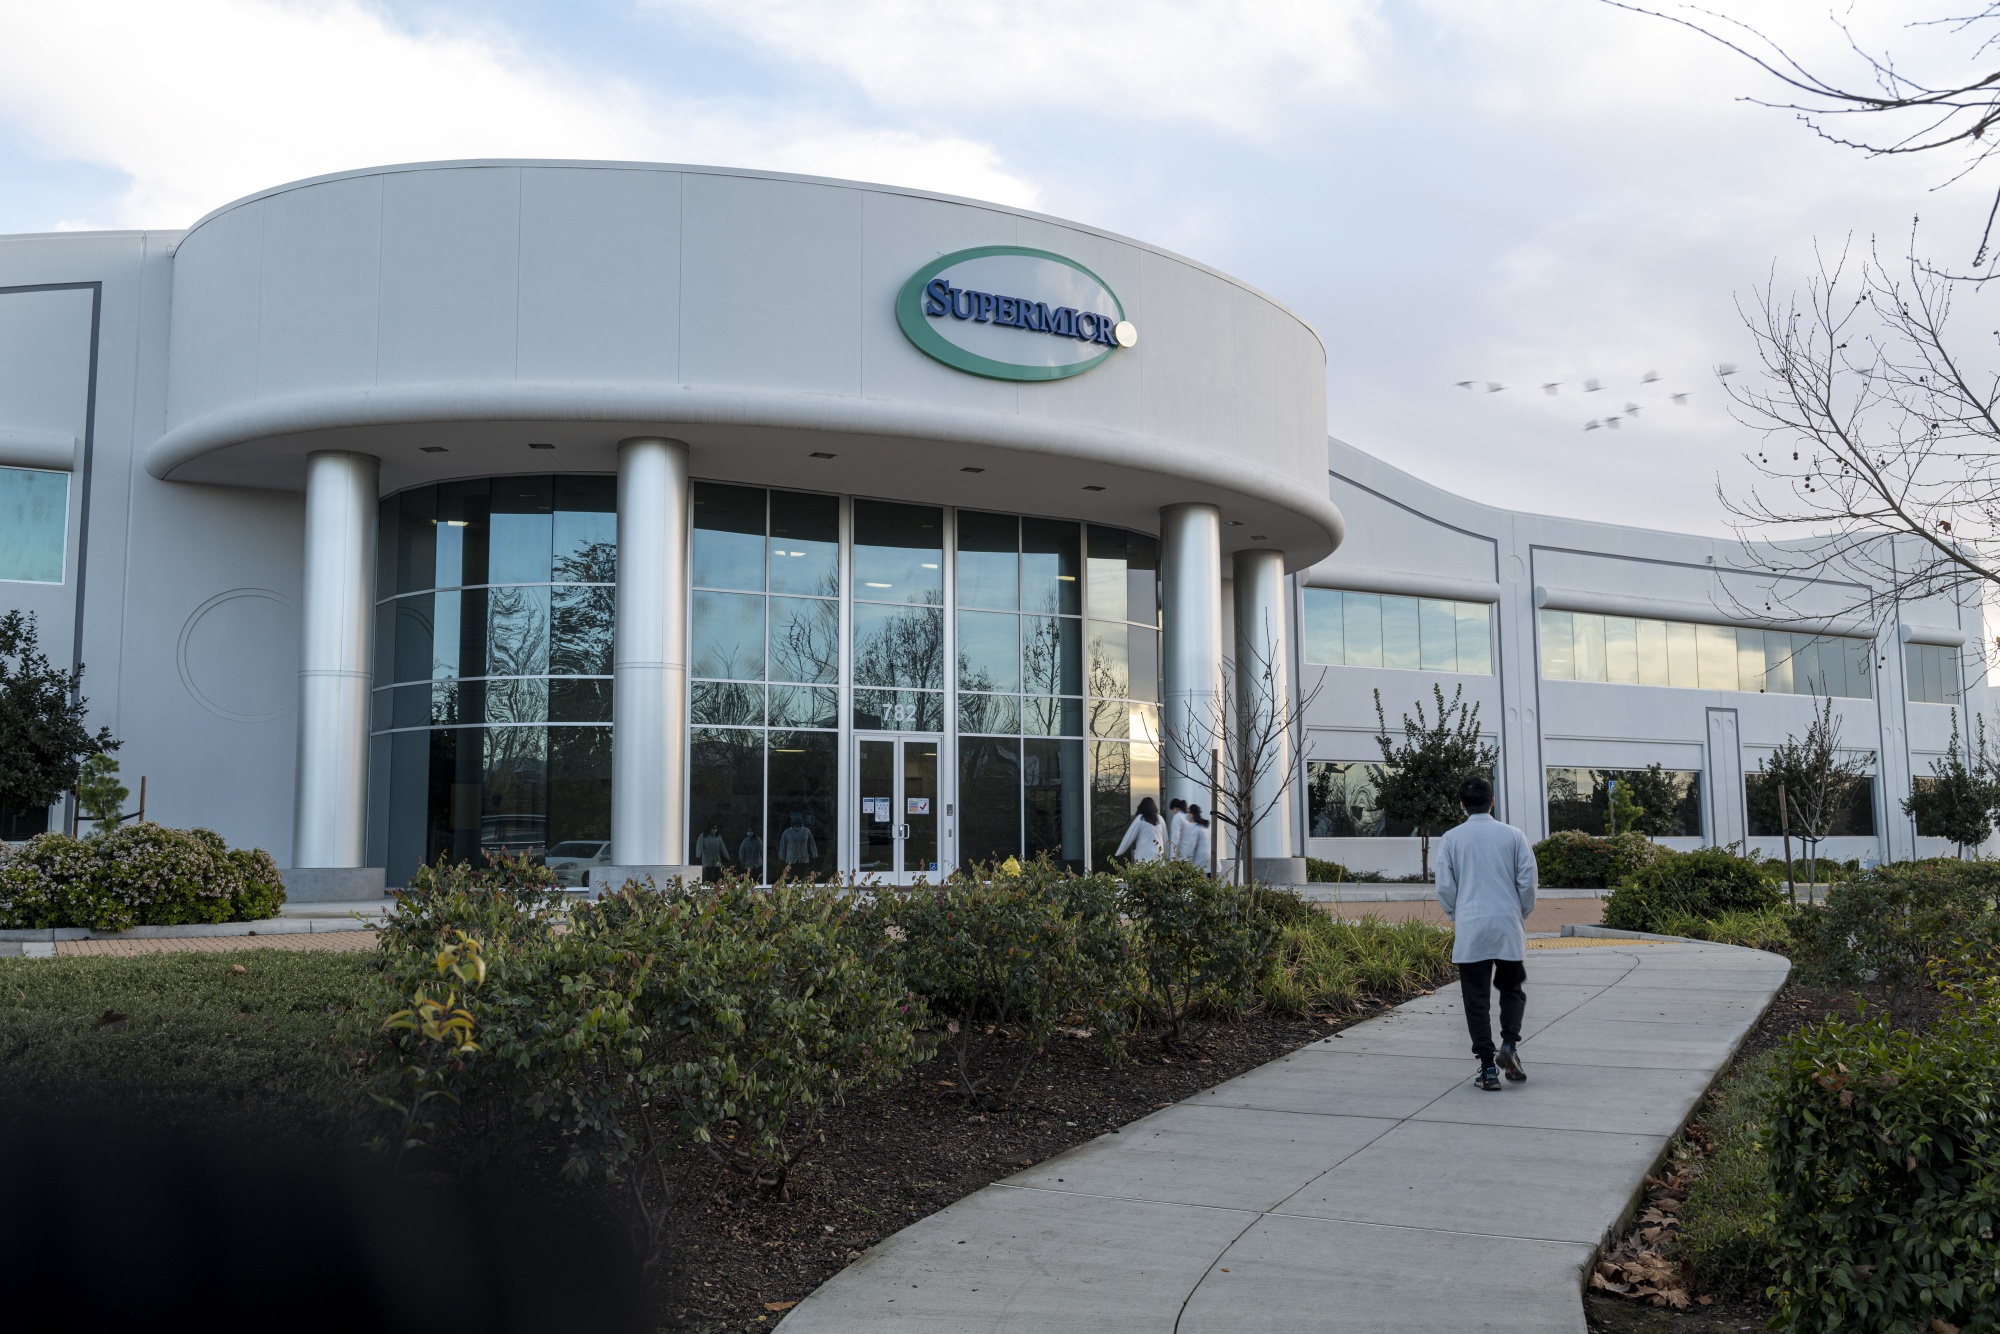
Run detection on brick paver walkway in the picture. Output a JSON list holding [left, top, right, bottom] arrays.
[[1325, 895, 1605, 932]]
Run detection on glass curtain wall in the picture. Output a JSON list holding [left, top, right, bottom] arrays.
[[1904, 642, 1962, 705], [1539, 609, 1872, 699], [687, 484, 840, 882], [956, 512, 1089, 869], [372, 476, 616, 885], [1301, 590, 1493, 674], [1087, 529, 1162, 865]]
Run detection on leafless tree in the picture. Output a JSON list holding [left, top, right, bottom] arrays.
[[1158, 619, 1323, 885], [1608, 3, 2000, 269], [1749, 692, 1875, 900]]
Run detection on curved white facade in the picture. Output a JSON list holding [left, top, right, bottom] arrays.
[[0, 158, 1980, 889]]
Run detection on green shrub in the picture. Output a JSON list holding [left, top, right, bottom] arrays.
[[365, 873, 919, 1266], [0, 826, 284, 930], [1656, 906, 1797, 952], [887, 864, 1124, 1106], [1677, 1050, 1780, 1295], [1121, 859, 1279, 1047], [1303, 856, 1391, 883], [1763, 978, 2000, 1332], [1261, 914, 1455, 1016], [1790, 859, 2000, 997], [1533, 830, 1665, 888], [1602, 847, 1778, 933]]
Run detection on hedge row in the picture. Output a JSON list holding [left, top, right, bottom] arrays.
[[0, 825, 285, 930]]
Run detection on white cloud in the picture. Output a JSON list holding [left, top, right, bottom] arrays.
[[650, 0, 1383, 135], [0, 0, 1038, 228]]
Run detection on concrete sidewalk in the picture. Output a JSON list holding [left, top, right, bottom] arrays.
[[779, 941, 1788, 1333]]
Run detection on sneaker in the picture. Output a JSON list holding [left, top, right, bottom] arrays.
[[1498, 1042, 1527, 1083], [1474, 1064, 1501, 1092]]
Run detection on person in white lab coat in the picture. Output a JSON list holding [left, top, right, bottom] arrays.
[[1434, 776, 1538, 1092], [1114, 797, 1167, 862], [1165, 798, 1189, 859], [1175, 804, 1212, 869]]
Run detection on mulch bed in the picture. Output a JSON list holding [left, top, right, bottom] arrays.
[[1583, 975, 1932, 1334], [655, 996, 1431, 1333]]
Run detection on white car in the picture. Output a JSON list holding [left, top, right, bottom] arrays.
[[544, 839, 611, 887]]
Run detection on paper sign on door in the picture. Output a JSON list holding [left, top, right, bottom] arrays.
[[907, 797, 930, 815], [867, 798, 890, 823]]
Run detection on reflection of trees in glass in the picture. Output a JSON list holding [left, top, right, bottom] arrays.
[[692, 680, 763, 727], [1545, 766, 1703, 837], [550, 540, 615, 676], [854, 604, 943, 690], [771, 597, 838, 684], [1023, 615, 1077, 696], [1306, 761, 1415, 838]]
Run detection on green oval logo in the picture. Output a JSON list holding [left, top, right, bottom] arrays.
[[896, 245, 1135, 382]]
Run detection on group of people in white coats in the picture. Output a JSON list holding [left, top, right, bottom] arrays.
[[1113, 796, 1212, 866]]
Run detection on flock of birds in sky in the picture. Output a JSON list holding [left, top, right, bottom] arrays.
[[1452, 365, 1737, 430]]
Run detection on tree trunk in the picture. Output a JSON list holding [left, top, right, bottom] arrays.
[[1420, 830, 1430, 882]]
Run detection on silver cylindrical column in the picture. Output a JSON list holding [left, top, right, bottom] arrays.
[[611, 437, 690, 867], [1233, 548, 1295, 866], [293, 451, 378, 868], [1160, 502, 1223, 816]]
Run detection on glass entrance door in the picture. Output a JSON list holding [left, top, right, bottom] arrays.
[[855, 734, 942, 884]]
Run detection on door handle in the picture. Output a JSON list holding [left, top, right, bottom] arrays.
[[896, 823, 911, 840]]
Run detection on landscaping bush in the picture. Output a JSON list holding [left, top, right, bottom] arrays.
[[1763, 967, 2000, 1332], [1601, 847, 1778, 933], [886, 863, 1126, 1106], [1790, 858, 2000, 999], [365, 872, 919, 1267], [1656, 906, 1797, 952], [0, 825, 285, 931], [1261, 914, 1455, 1016], [1533, 830, 1665, 889], [1303, 857, 1392, 883], [1677, 1050, 1780, 1296], [1121, 859, 1280, 1048]]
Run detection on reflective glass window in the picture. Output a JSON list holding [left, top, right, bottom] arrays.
[[1418, 599, 1457, 671], [550, 584, 615, 675], [553, 476, 617, 582], [1023, 615, 1082, 695], [853, 602, 944, 690], [1306, 761, 1417, 837], [1127, 626, 1159, 702], [768, 731, 838, 880], [1666, 622, 1699, 687], [767, 490, 838, 597], [1696, 624, 1737, 690], [1381, 596, 1420, 670], [1088, 620, 1129, 700], [692, 483, 766, 592], [1735, 629, 1766, 693], [692, 590, 765, 680], [486, 585, 550, 677], [768, 685, 838, 729], [853, 499, 943, 604], [1025, 738, 1086, 868], [1086, 526, 1128, 623], [959, 737, 1024, 864], [1022, 518, 1081, 616], [956, 510, 1019, 611], [1303, 587, 1342, 664], [1539, 610, 1574, 680], [689, 728, 765, 878], [488, 475, 554, 585], [1763, 632, 1794, 695], [1455, 602, 1491, 675], [1636, 618, 1670, 686], [1343, 593, 1383, 667], [1546, 767, 1703, 837], [1024, 695, 1084, 737], [768, 597, 838, 684], [958, 609, 1021, 693], [1604, 616, 1638, 684], [1573, 613, 1607, 683], [434, 479, 490, 588], [692, 681, 765, 727], [959, 692, 1022, 735], [0, 467, 67, 583]]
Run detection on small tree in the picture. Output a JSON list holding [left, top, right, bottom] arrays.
[[1369, 684, 1500, 881], [1903, 709, 1994, 857], [0, 610, 117, 828], [1623, 763, 1686, 838], [75, 752, 129, 833], [1755, 692, 1873, 899], [1157, 620, 1323, 884], [1607, 777, 1644, 837]]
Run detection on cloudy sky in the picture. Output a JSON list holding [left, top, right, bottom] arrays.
[[0, 0, 1988, 535]]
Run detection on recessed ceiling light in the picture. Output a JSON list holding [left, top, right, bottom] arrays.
[[1225, 519, 1244, 526], [960, 466, 985, 473], [1082, 484, 1105, 492], [810, 451, 836, 459], [528, 442, 555, 450], [1251, 535, 1266, 541], [421, 446, 448, 454]]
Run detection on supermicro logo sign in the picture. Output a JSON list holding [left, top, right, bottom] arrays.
[[895, 246, 1137, 382]]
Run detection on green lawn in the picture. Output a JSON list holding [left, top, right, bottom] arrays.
[[0, 951, 374, 1146]]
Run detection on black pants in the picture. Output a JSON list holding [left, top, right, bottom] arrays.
[[1459, 959, 1527, 1062]]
